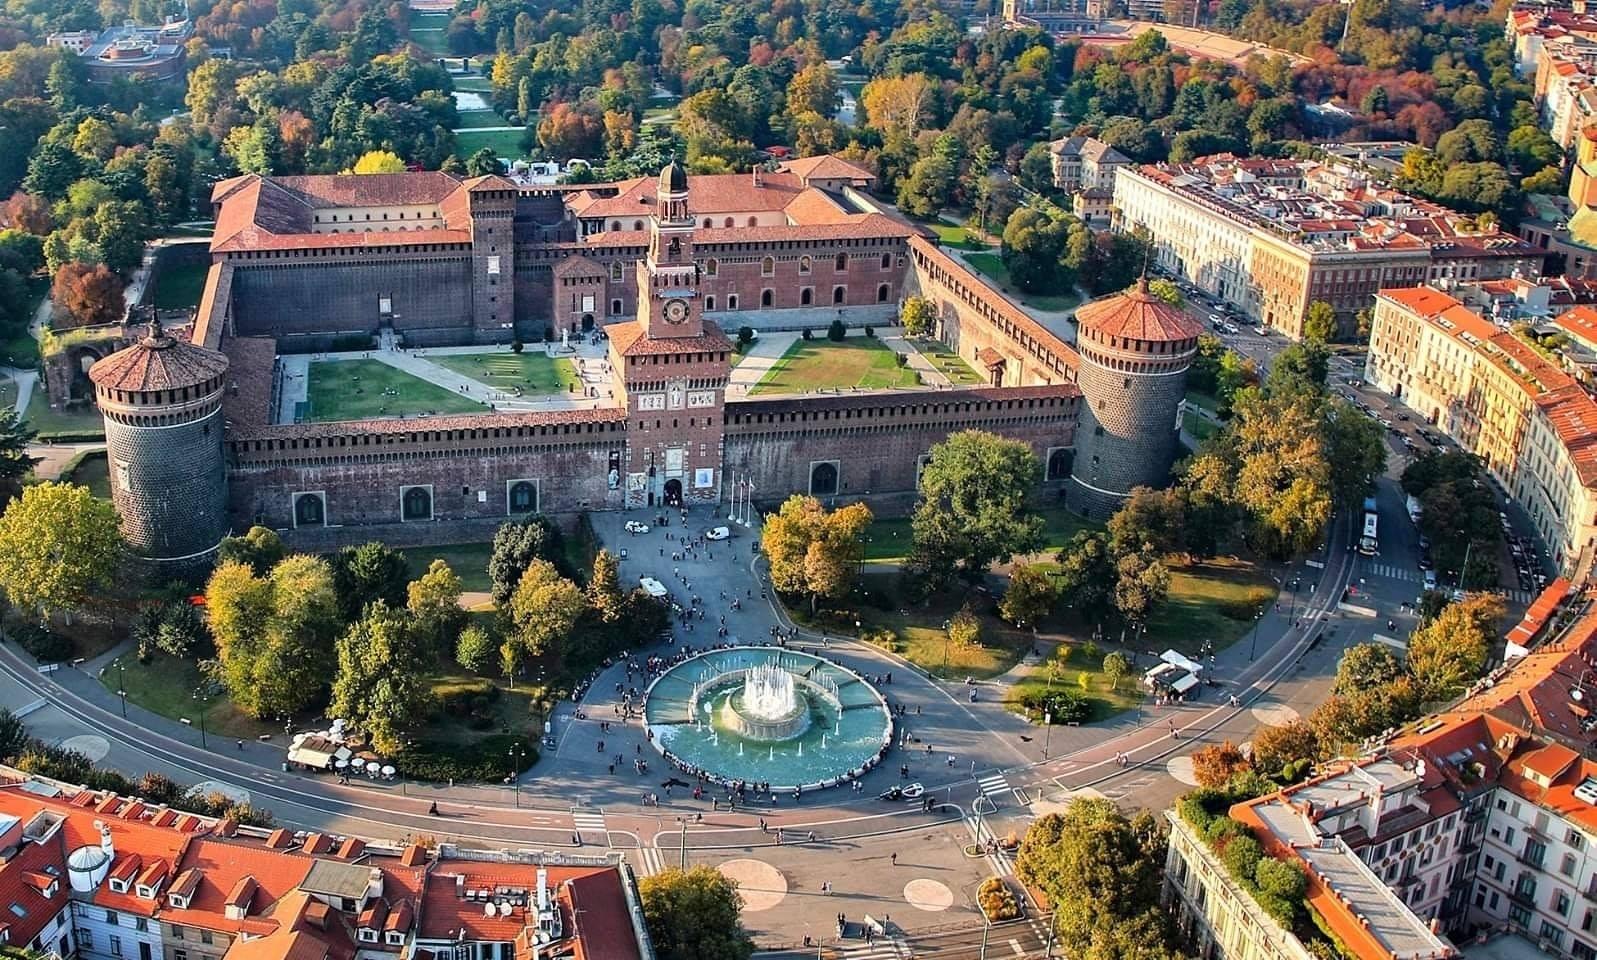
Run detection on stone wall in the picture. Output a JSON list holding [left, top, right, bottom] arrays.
[[229, 256, 474, 345], [107, 403, 230, 561]]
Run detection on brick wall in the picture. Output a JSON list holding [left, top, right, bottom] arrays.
[[230, 257, 474, 344]]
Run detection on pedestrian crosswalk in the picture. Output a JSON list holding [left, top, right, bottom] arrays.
[[634, 846, 665, 877], [977, 772, 1011, 802], [571, 808, 607, 839], [837, 935, 907, 959], [1358, 563, 1533, 603]]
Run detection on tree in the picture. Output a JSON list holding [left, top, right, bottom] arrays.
[[351, 150, 407, 174], [1251, 720, 1320, 773], [331, 600, 433, 754], [331, 542, 409, 622], [51, 262, 124, 329], [909, 431, 1043, 589], [1324, 400, 1387, 505], [787, 63, 839, 119], [586, 549, 626, 623], [1001, 206, 1070, 294], [0, 409, 38, 507], [1303, 300, 1337, 343], [489, 515, 564, 606], [638, 866, 754, 960], [1191, 740, 1249, 788], [1016, 800, 1175, 960], [205, 555, 341, 718], [508, 559, 585, 662], [860, 73, 936, 139], [1406, 593, 1503, 699], [896, 152, 956, 218], [406, 559, 464, 657], [1113, 549, 1169, 627], [901, 296, 936, 338], [1055, 531, 1117, 625], [1334, 642, 1404, 695], [0, 706, 27, 761], [538, 102, 605, 159], [456, 623, 496, 673], [761, 495, 871, 613], [947, 605, 981, 649], [217, 525, 285, 575], [466, 147, 504, 176], [1000, 564, 1057, 627], [0, 483, 120, 619], [1108, 487, 1185, 558], [1102, 651, 1131, 691]]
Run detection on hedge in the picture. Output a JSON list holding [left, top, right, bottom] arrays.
[[394, 732, 539, 782]]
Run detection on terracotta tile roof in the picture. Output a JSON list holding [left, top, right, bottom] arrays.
[[223, 889, 354, 960], [727, 383, 1081, 419], [168, 836, 315, 929], [565, 870, 643, 960], [1508, 579, 1574, 649], [578, 171, 811, 219], [606, 318, 732, 356], [690, 213, 911, 245], [780, 188, 855, 224], [776, 155, 875, 183], [1534, 385, 1597, 485], [88, 327, 229, 393], [1074, 280, 1204, 342], [193, 260, 231, 350], [0, 828, 68, 947], [226, 405, 627, 442]]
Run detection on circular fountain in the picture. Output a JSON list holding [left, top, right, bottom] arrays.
[[642, 647, 893, 791]]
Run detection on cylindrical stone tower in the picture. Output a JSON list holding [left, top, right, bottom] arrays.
[[88, 322, 231, 567], [1066, 280, 1203, 519]]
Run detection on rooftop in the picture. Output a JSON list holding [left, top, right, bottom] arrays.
[[1074, 280, 1204, 342], [88, 323, 230, 394]]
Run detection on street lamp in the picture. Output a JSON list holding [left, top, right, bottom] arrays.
[[191, 686, 210, 749], [676, 815, 690, 869], [507, 745, 526, 807], [1246, 610, 1266, 662], [115, 659, 127, 719]]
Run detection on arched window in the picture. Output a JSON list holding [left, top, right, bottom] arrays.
[[832, 286, 845, 305], [703, 218, 713, 228], [705, 295, 716, 311], [761, 289, 773, 307], [881, 252, 892, 269], [507, 480, 537, 514], [877, 284, 890, 303], [835, 253, 847, 271], [610, 221, 621, 231], [809, 461, 839, 496], [633, 220, 643, 230], [800, 288, 813, 306], [799, 256, 812, 274], [747, 216, 757, 227], [293, 493, 325, 528], [401, 486, 433, 522], [611, 262, 624, 281], [705, 258, 718, 277], [724, 217, 734, 227], [728, 294, 739, 309], [761, 257, 774, 276]]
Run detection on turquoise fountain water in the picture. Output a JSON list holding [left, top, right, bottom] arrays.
[[643, 647, 893, 790]]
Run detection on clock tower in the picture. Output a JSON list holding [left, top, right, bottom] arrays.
[[637, 161, 704, 339]]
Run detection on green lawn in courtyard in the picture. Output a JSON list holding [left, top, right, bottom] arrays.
[[964, 253, 1081, 312], [751, 337, 920, 395], [863, 506, 1096, 562], [23, 390, 104, 438], [453, 76, 493, 92], [1007, 641, 1144, 725], [61, 449, 109, 498], [1142, 557, 1278, 656], [153, 260, 210, 312], [455, 110, 513, 129], [453, 128, 529, 160], [402, 541, 494, 593], [429, 351, 581, 395], [915, 341, 985, 386], [1186, 416, 1218, 443], [305, 359, 488, 421]]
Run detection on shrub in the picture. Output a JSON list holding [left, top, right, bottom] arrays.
[[511, 339, 524, 353], [435, 678, 500, 717], [895, 353, 908, 367], [827, 318, 846, 341], [801, 328, 813, 340], [977, 876, 1020, 922], [10, 622, 72, 663], [1016, 689, 1090, 724], [1220, 599, 1262, 621], [1220, 834, 1263, 883], [864, 325, 875, 337], [394, 733, 538, 782]]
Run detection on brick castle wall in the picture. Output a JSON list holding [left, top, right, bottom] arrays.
[[230, 255, 475, 347]]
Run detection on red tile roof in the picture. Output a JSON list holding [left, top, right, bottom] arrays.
[[606, 318, 733, 357], [1074, 280, 1204, 342], [88, 328, 229, 394]]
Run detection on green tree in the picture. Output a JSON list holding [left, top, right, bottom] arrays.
[[0, 483, 120, 619], [330, 600, 433, 754], [206, 555, 341, 718], [1000, 563, 1058, 627], [466, 147, 504, 176], [1303, 300, 1337, 343], [0, 409, 38, 507], [761, 495, 872, 614], [1102, 651, 1131, 691], [351, 150, 408, 174], [1333, 642, 1404, 695], [0, 706, 27, 761], [406, 559, 464, 657], [586, 548, 627, 623], [948, 605, 981, 648], [1251, 720, 1321, 773], [1324, 400, 1387, 505], [217, 525, 286, 575], [331, 542, 409, 622], [900, 295, 936, 338], [896, 152, 957, 218], [1113, 549, 1169, 627], [456, 623, 496, 673], [1108, 486, 1186, 558], [1406, 593, 1503, 699], [1055, 531, 1117, 625], [489, 515, 564, 606], [638, 866, 754, 960], [1000, 206, 1070, 294], [909, 430, 1043, 590], [508, 559, 585, 662]]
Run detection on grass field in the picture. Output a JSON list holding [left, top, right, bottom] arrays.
[[102, 652, 279, 741], [964, 254, 1081, 312], [1007, 642, 1144, 724], [455, 110, 513, 129], [863, 506, 1096, 562], [429, 351, 580, 395], [23, 391, 104, 437], [1186, 415, 1218, 443], [916, 341, 985, 386], [751, 338, 920, 395], [154, 260, 210, 311], [849, 572, 1031, 680], [407, 12, 449, 55], [453, 75, 493, 92], [453, 128, 528, 160], [305, 359, 487, 421], [1143, 557, 1277, 655], [403, 541, 493, 593], [61, 450, 110, 498]]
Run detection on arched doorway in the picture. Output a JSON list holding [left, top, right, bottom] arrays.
[[664, 478, 683, 506], [507, 479, 537, 514], [293, 493, 325, 527], [581, 314, 594, 332], [809, 461, 838, 496], [401, 486, 433, 521], [1047, 448, 1074, 481]]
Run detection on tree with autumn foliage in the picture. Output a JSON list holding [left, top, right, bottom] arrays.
[[1191, 740, 1250, 788], [50, 262, 123, 329], [537, 102, 606, 160]]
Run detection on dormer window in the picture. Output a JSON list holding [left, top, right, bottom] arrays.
[[109, 879, 128, 894], [358, 929, 378, 943], [168, 894, 189, 909], [385, 932, 404, 946], [135, 885, 157, 899]]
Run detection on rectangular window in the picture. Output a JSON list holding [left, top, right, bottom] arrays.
[[200, 931, 213, 946]]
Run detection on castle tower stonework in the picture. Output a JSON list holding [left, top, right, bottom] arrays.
[[88, 324, 231, 566], [1066, 281, 1202, 518]]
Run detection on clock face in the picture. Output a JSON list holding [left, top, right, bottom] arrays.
[[663, 298, 689, 324]]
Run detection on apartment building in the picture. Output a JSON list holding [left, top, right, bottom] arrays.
[[1364, 286, 1597, 575], [1510, 4, 1597, 79], [0, 779, 652, 960], [1163, 582, 1597, 960], [1112, 156, 1542, 338], [1049, 137, 1131, 226]]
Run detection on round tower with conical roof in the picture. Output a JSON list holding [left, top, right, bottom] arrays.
[[88, 322, 230, 566], [1066, 280, 1203, 518]]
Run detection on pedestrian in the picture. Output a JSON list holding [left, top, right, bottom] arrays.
[[236, 739, 244, 751], [890, 852, 897, 866]]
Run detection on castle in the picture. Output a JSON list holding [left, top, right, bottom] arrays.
[[88, 157, 1201, 566]]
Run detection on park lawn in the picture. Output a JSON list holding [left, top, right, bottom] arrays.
[[862, 507, 1098, 562], [23, 391, 104, 438], [1186, 416, 1218, 444], [455, 110, 512, 129], [1185, 389, 1220, 417], [453, 75, 494, 92], [429, 351, 580, 394], [403, 541, 494, 593], [915, 341, 985, 386], [154, 260, 211, 312], [305, 359, 488, 421], [1007, 642, 1143, 725], [0, 379, 15, 414], [453, 128, 528, 160], [849, 572, 1030, 680], [61, 449, 110, 498], [964, 254, 1081, 312], [750, 338, 919, 395], [0, 330, 39, 369], [1142, 557, 1278, 656], [407, 13, 450, 54], [422, 672, 544, 746], [101, 652, 280, 741]]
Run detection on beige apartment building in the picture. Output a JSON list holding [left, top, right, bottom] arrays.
[[1365, 286, 1597, 575], [1112, 157, 1542, 339]]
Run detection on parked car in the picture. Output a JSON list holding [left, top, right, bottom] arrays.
[[624, 520, 651, 534], [706, 526, 731, 541]]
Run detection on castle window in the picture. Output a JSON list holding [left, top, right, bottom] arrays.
[[705, 296, 716, 311], [611, 262, 623, 281], [747, 216, 757, 227], [728, 294, 739, 309], [703, 219, 713, 228], [400, 485, 433, 522], [800, 288, 812, 306], [877, 284, 890, 303], [293, 492, 327, 528], [610, 221, 620, 231], [761, 289, 773, 307], [705, 259, 718, 277], [881, 253, 891, 269], [611, 299, 623, 315], [506, 479, 538, 515], [835, 253, 847, 271], [724, 217, 733, 227], [633, 220, 643, 230], [832, 286, 845, 305], [799, 257, 812, 274], [761, 257, 774, 277]]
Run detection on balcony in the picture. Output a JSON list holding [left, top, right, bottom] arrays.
[[1518, 851, 1548, 870], [1582, 885, 1597, 903], [1510, 886, 1539, 908]]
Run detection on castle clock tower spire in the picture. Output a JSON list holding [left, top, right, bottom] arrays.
[[638, 162, 703, 339]]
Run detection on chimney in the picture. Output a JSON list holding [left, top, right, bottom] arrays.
[[454, 874, 464, 898], [98, 821, 114, 860], [752, 166, 763, 187]]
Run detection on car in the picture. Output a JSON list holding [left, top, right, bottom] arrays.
[[624, 520, 651, 534], [1254, 325, 1270, 336], [705, 526, 731, 541], [1417, 553, 1433, 570], [1423, 570, 1439, 591]]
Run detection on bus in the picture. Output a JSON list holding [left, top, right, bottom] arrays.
[[1358, 496, 1379, 556]]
